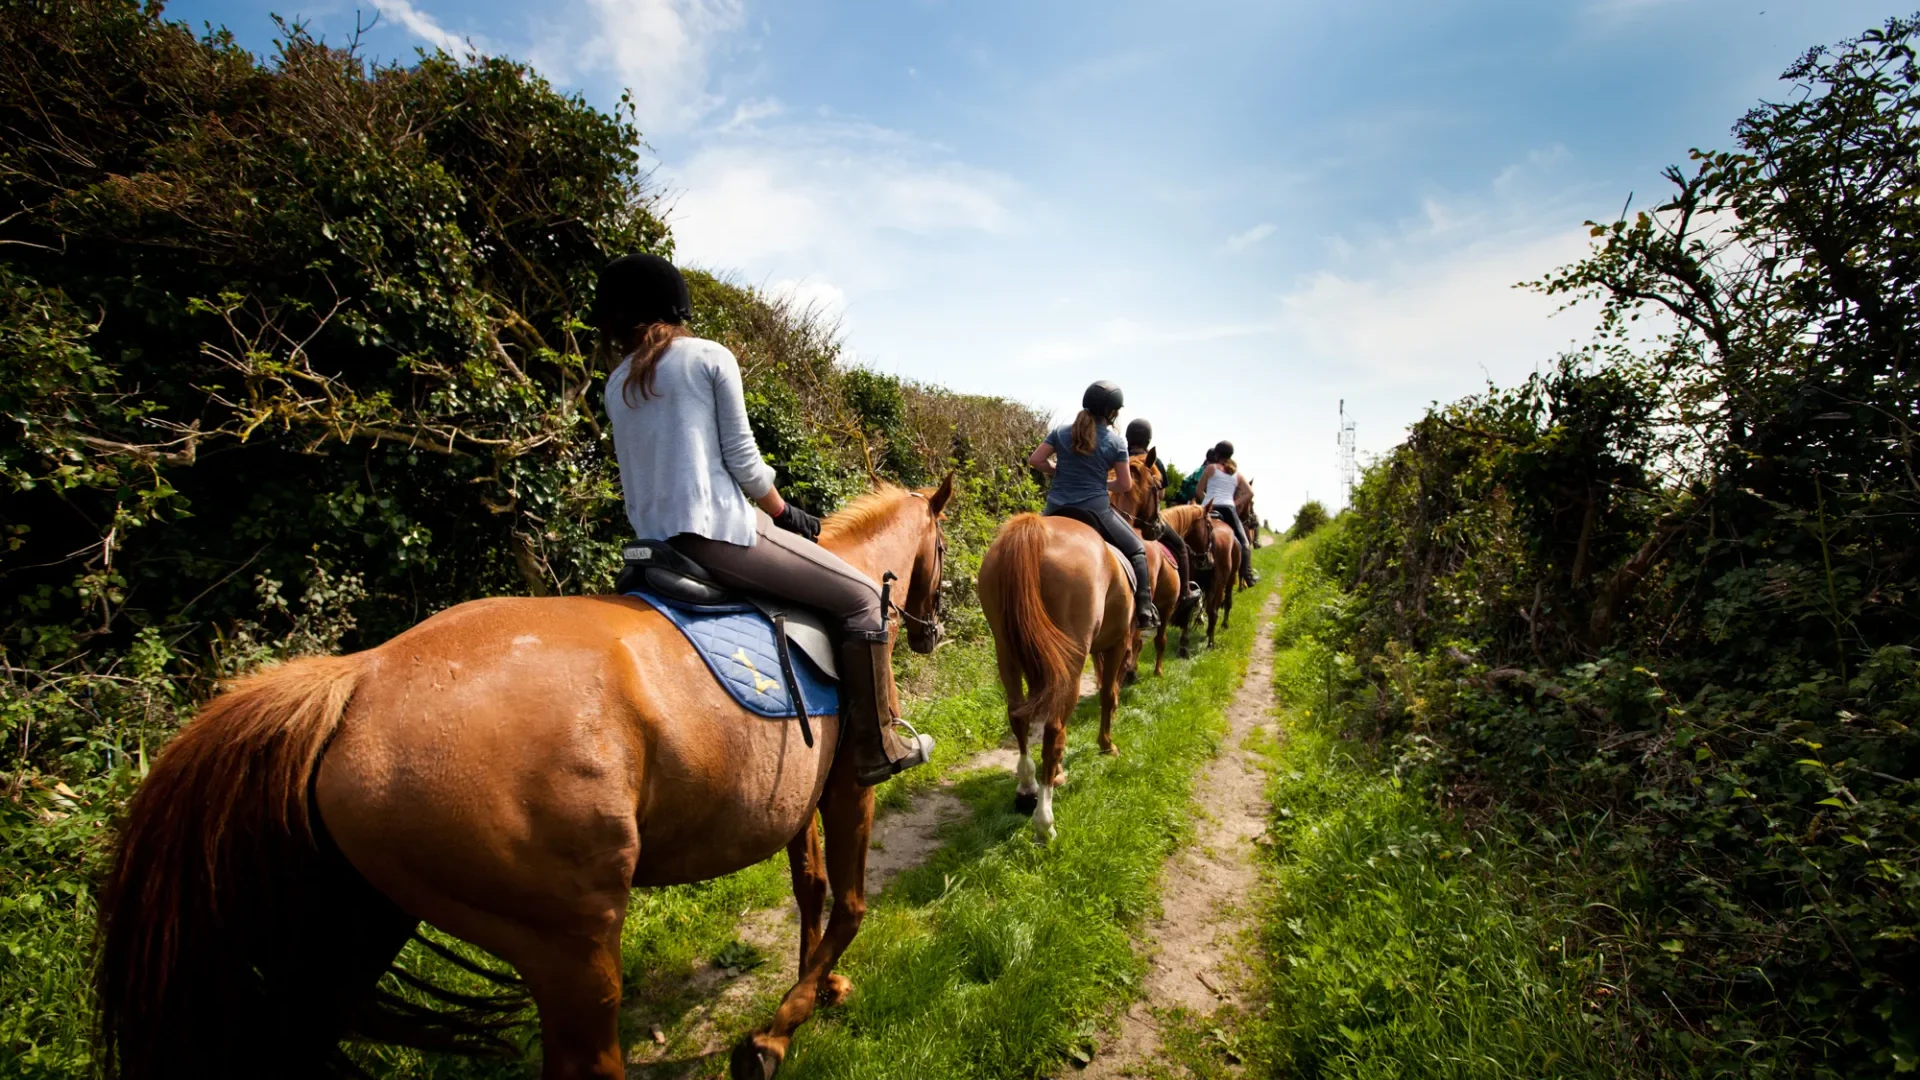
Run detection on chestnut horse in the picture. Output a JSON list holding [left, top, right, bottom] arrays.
[[979, 511, 1134, 845], [95, 480, 954, 1080], [1107, 451, 1180, 679], [1164, 503, 1239, 648]]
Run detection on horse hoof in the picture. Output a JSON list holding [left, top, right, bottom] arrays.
[[1013, 791, 1038, 816], [819, 973, 853, 1007], [1100, 744, 1120, 758], [729, 1035, 783, 1080], [1122, 669, 1138, 687]]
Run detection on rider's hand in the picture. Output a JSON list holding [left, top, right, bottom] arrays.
[[773, 501, 822, 542]]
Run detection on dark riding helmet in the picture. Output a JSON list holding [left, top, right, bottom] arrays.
[[1083, 380, 1124, 415], [1213, 439, 1235, 460], [1125, 417, 1153, 451], [591, 253, 692, 330]]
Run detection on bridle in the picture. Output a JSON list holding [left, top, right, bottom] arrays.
[[1123, 458, 1166, 537], [887, 492, 948, 638]]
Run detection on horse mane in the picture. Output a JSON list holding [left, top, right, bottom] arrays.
[[819, 484, 912, 544], [1162, 504, 1206, 530]]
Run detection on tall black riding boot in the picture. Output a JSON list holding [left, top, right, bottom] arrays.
[[1128, 551, 1160, 628], [840, 629, 934, 787]]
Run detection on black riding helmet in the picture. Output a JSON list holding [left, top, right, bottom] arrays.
[[592, 253, 692, 330], [1213, 439, 1235, 461], [1083, 380, 1124, 415], [1125, 417, 1153, 451]]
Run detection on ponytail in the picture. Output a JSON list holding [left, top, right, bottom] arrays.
[[1069, 407, 1117, 456], [602, 321, 691, 407]]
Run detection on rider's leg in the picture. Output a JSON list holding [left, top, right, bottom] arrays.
[[1097, 508, 1160, 629], [1216, 507, 1257, 585], [1157, 522, 1201, 616], [671, 511, 932, 785]]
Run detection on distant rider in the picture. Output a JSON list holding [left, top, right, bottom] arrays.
[[1027, 381, 1160, 628], [1196, 441, 1258, 587], [594, 253, 932, 785]]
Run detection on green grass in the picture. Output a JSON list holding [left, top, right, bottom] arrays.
[[765, 545, 1283, 1079], [3, 557, 1283, 1080], [349, 632, 1025, 1079], [1216, 536, 1641, 1080]]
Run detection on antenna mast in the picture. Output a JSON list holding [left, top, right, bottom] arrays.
[[1337, 399, 1357, 508]]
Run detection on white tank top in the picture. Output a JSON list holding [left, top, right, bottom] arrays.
[[1204, 468, 1239, 507]]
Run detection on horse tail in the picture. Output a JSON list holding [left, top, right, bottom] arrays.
[[96, 654, 385, 1079], [988, 514, 1080, 728]]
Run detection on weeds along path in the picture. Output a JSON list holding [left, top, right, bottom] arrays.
[[623, 664, 1100, 1077], [1081, 590, 1281, 1078]]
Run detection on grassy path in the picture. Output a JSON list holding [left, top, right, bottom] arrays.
[[1082, 589, 1280, 1078], [358, 545, 1283, 1079], [1160, 536, 1633, 1080]]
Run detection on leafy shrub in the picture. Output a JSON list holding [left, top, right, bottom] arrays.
[[0, 4, 1046, 1070], [1321, 17, 1920, 1076], [1286, 500, 1330, 541]]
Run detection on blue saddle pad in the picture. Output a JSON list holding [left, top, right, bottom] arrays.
[[628, 591, 839, 719]]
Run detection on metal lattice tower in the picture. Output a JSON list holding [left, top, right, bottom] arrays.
[[1337, 399, 1357, 508]]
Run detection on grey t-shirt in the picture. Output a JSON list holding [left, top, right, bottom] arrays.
[[1044, 421, 1128, 512]]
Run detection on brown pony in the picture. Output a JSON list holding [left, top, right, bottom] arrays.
[[95, 480, 955, 1080], [1134, 539, 1180, 677], [1163, 503, 1239, 648], [978, 511, 1134, 845], [1107, 451, 1180, 679]]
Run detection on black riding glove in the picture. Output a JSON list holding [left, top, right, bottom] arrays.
[[773, 502, 821, 542]]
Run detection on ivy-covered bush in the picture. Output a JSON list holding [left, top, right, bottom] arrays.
[[1323, 19, 1920, 1076], [0, 5, 1044, 1071]]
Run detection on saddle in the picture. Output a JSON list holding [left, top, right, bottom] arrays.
[[1044, 506, 1137, 592], [618, 541, 840, 741]]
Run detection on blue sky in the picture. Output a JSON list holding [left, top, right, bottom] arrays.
[[171, 0, 1902, 518]]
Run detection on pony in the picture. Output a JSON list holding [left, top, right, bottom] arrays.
[[1107, 450, 1181, 679], [1162, 503, 1239, 648], [978, 509, 1135, 845], [94, 479, 955, 1080]]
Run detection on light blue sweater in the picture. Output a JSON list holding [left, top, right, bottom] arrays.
[[606, 337, 777, 547]]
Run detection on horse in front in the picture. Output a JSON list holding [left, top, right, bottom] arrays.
[[95, 480, 953, 1080]]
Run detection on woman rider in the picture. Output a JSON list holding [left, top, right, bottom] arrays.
[[1195, 440, 1258, 587], [594, 254, 933, 785], [1026, 381, 1160, 628], [1125, 418, 1202, 616]]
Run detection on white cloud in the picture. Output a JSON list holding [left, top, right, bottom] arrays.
[[1223, 222, 1276, 253], [569, 0, 745, 133], [1276, 227, 1597, 391], [665, 120, 1018, 292], [769, 278, 848, 322], [722, 97, 785, 131], [374, 0, 470, 55], [1015, 317, 1280, 367]]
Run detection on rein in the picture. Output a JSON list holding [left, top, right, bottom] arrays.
[[887, 490, 947, 637]]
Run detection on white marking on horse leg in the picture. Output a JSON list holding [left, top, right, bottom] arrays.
[[1015, 747, 1038, 796], [1033, 782, 1057, 845]]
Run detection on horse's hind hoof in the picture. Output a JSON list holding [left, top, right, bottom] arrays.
[[1013, 791, 1038, 816], [730, 1035, 783, 1080], [818, 972, 853, 1007]]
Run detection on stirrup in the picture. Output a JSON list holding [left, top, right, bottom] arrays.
[[1133, 599, 1161, 629], [855, 718, 934, 787]]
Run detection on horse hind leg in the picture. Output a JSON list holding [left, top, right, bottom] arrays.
[[997, 639, 1041, 816], [1094, 643, 1125, 757], [1033, 705, 1072, 845], [734, 771, 875, 1079]]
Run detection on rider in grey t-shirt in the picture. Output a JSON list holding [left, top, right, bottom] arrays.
[[1043, 421, 1129, 513]]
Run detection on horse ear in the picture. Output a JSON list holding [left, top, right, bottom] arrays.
[[929, 472, 955, 515], [1145, 447, 1158, 469]]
